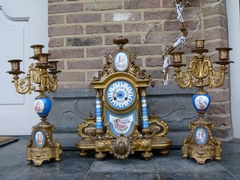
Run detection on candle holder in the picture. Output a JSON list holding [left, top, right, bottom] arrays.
[[7, 44, 62, 166], [169, 40, 233, 164]]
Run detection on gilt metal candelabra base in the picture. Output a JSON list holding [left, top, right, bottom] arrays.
[[169, 39, 233, 164], [7, 44, 62, 166], [181, 116, 222, 164], [26, 121, 62, 166]]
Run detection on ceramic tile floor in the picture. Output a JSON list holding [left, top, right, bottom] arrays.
[[1, 137, 240, 180]]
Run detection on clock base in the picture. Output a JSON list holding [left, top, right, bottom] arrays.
[[75, 115, 172, 160]]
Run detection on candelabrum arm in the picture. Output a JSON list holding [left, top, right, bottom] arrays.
[[11, 64, 40, 94], [209, 65, 227, 88], [12, 74, 35, 94], [174, 68, 193, 89], [46, 74, 59, 92], [29, 64, 41, 84]]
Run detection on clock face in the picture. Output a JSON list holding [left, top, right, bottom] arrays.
[[106, 80, 135, 110]]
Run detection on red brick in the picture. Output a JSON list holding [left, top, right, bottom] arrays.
[[124, 0, 160, 9], [135, 58, 143, 67], [221, 77, 230, 89], [208, 103, 230, 114], [146, 57, 162, 67], [162, 0, 200, 8], [204, 40, 228, 53], [105, 12, 141, 22], [49, 38, 64, 47], [204, 16, 227, 29], [87, 47, 115, 58], [211, 126, 233, 139], [66, 14, 102, 23], [204, 28, 227, 41], [66, 36, 102, 46], [53, 59, 64, 70], [85, 1, 122, 11], [162, 0, 174, 8], [144, 10, 173, 21], [203, 3, 226, 17], [105, 35, 141, 45], [87, 71, 99, 81], [163, 21, 180, 31], [125, 22, 160, 32], [48, 25, 84, 37], [144, 32, 180, 44], [67, 59, 103, 69], [49, 48, 84, 59], [58, 72, 85, 82], [48, 15, 64, 25], [48, 3, 83, 14], [208, 114, 231, 127], [209, 90, 230, 102], [164, 21, 200, 32], [86, 24, 122, 34], [128, 45, 163, 56]]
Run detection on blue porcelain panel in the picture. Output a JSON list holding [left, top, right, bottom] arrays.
[[192, 94, 211, 112], [194, 127, 208, 145], [33, 130, 46, 147], [34, 97, 52, 117], [113, 51, 129, 72], [107, 110, 136, 137]]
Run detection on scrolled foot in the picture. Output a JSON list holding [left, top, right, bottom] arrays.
[[79, 150, 88, 158], [160, 149, 170, 156], [141, 151, 153, 160], [95, 152, 106, 160]]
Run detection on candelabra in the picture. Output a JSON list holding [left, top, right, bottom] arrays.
[[7, 44, 62, 166], [170, 39, 233, 164]]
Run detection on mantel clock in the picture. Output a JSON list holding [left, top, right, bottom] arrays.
[[75, 37, 172, 160]]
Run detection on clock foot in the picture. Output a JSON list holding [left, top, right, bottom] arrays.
[[95, 152, 106, 160], [160, 149, 170, 156], [79, 150, 88, 157], [141, 151, 153, 160]]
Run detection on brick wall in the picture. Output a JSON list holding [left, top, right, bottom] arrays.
[[48, 0, 232, 139]]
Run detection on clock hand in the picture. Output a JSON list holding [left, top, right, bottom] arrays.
[[116, 92, 123, 97]]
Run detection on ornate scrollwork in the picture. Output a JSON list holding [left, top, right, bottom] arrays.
[[91, 37, 153, 84], [110, 135, 134, 159]]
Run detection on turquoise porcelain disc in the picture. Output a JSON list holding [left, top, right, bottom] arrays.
[[192, 94, 211, 112], [34, 97, 52, 117]]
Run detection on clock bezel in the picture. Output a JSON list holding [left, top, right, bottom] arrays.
[[105, 79, 136, 111]]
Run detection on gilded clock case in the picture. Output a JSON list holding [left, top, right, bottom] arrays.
[[75, 37, 172, 160]]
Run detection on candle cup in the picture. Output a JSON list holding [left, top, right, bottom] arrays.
[[196, 40, 205, 49], [30, 44, 45, 56], [38, 53, 51, 64], [48, 61, 59, 71], [216, 47, 233, 60], [8, 59, 22, 71], [171, 52, 184, 64]]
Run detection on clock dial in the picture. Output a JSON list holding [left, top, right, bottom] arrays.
[[106, 80, 135, 110]]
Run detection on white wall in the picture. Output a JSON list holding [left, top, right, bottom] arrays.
[[0, 0, 48, 135], [226, 0, 240, 138]]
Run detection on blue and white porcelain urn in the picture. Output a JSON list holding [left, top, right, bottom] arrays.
[[192, 94, 211, 112], [34, 97, 52, 117]]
